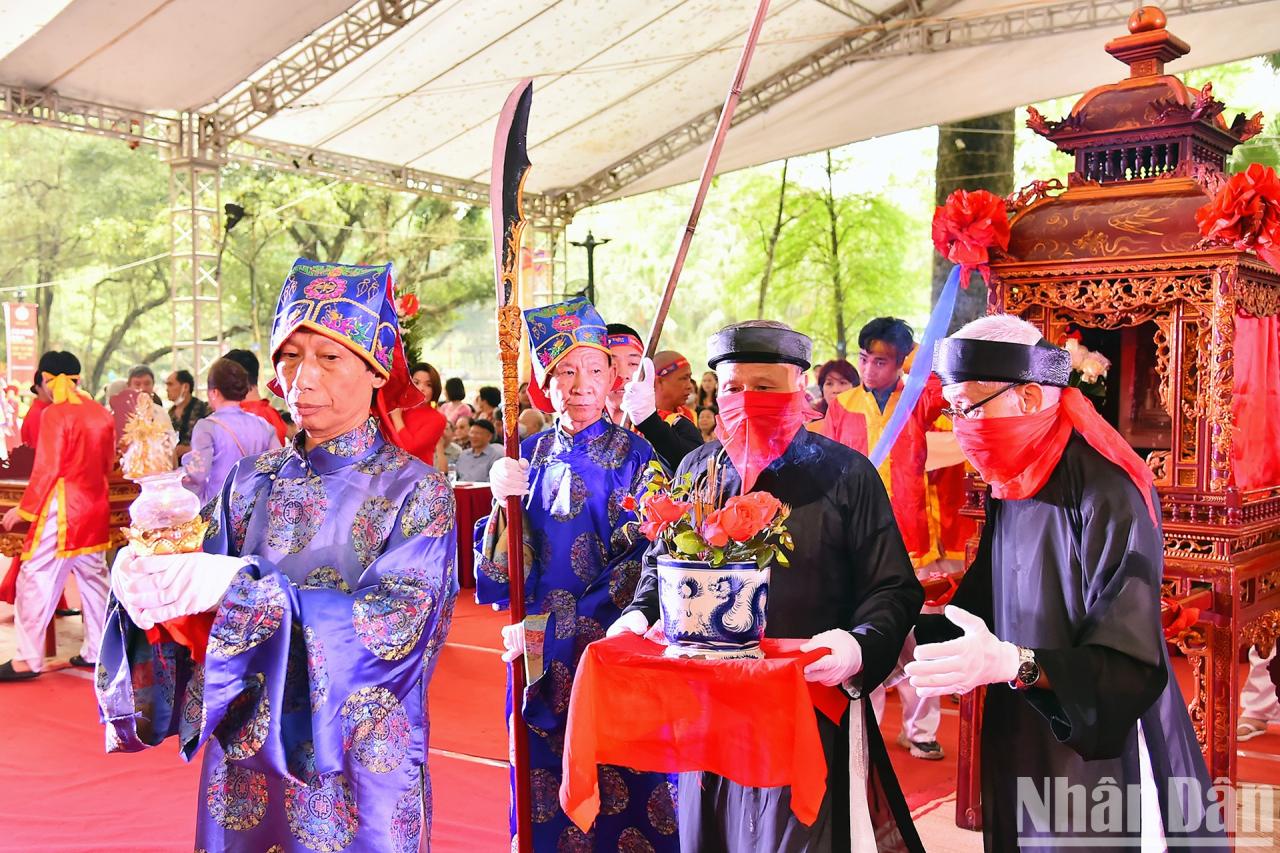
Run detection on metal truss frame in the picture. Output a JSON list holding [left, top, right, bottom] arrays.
[[1, 0, 1265, 369], [811, 0, 881, 25], [0, 86, 568, 221], [169, 153, 223, 377], [226, 136, 570, 224], [165, 114, 225, 376], [5, 0, 1265, 218], [551, 0, 1268, 209], [211, 0, 447, 140], [0, 84, 181, 147], [550, 0, 963, 210]]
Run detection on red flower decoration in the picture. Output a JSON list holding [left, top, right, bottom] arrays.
[[1160, 597, 1201, 642], [396, 292, 420, 318], [1195, 163, 1280, 273], [930, 189, 1011, 286], [638, 493, 692, 542], [620, 494, 638, 512], [701, 492, 782, 546]]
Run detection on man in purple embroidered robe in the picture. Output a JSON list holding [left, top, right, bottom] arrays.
[[98, 259, 457, 852], [476, 297, 677, 851]]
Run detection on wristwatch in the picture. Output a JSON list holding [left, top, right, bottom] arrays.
[[1009, 646, 1040, 690]]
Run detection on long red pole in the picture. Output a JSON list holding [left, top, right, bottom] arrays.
[[642, 0, 773, 359]]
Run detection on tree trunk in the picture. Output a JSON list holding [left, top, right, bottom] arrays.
[[823, 152, 848, 359], [757, 159, 790, 318], [88, 283, 172, 392], [932, 111, 1015, 331]]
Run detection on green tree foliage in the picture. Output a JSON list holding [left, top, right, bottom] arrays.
[[219, 166, 492, 365], [0, 125, 170, 390], [580, 152, 925, 368], [719, 152, 923, 361], [0, 127, 491, 393]]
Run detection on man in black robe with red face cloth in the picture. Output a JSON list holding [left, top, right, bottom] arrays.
[[612, 319, 926, 853], [906, 314, 1227, 852]]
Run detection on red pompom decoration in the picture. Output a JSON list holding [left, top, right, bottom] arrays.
[[930, 189, 1011, 286], [1195, 163, 1280, 273], [396, 292, 420, 318]]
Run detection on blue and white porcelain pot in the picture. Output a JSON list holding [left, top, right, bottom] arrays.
[[656, 555, 770, 660]]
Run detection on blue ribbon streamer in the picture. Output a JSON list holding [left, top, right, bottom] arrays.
[[867, 265, 963, 468]]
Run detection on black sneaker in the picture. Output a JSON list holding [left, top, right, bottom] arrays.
[[896, 731, 945, 760]]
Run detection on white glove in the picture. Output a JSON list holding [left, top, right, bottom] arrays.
[[904, 605, 1021, 698], [501, 622, 525, 663], [112, 551, 247, 630], [490, 457, 530, 501], [800, 629, 864, 687], [110, 547, 149, 628], [606, 610, 650, 638], [621, 358, 657, 424]]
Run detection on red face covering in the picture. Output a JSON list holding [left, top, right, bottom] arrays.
[[715, 390, 809, 493], [951, 387, 1158, 522], [952, 404, 1071, 501]]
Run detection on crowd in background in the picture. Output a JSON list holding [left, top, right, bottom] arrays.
[[0, 345, 863, 494]]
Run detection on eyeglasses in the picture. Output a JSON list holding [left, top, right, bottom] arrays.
[[943, 381, 1022, 420]]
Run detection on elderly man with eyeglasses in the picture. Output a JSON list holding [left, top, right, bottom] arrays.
[[905, 314, 1225, 852]]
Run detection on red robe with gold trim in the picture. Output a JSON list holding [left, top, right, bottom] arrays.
[[826, 376, 969, 567], [17, 395, 115, 559]]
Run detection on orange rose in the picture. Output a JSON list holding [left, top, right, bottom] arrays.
[[702, 510, 730, 547], [639, 492, 692, 541], [734, 492, 783, 531]]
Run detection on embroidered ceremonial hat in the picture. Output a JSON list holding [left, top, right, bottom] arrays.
[[269, 259, 402, 375], [267, 258, 422, 418], [707, 322, 813, 371], [933, 337, 1072, 388], [523, 297, 611, 413]]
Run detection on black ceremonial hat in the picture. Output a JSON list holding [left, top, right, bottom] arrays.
[[706, 324, 813, 371], [933, 337, 1072, 388]]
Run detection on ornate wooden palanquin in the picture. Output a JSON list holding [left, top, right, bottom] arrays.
[[950, 8, 1280, 830]]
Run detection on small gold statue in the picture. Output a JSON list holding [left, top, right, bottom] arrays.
[[120, 391, 206, 556]]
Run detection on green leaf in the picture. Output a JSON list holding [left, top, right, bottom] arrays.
[[756, 548, 773, 569], [775, 549, 790, 567], [674, 529, 706, 556]]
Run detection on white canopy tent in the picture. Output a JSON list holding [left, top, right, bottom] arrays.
[[1, 0, 1277, 367]]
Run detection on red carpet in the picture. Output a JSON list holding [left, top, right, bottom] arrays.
[[0, 598, 512, 852], [0, 667, 200, 852], [2, 599, 1276, 851]]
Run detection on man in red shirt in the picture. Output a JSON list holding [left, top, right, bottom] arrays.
[[19, 393, 49, 448], [0, 351, 114, 680], [223, 348, 288, 444]]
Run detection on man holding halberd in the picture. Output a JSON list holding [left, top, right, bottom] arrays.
[[478, 296, 677, 851]]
